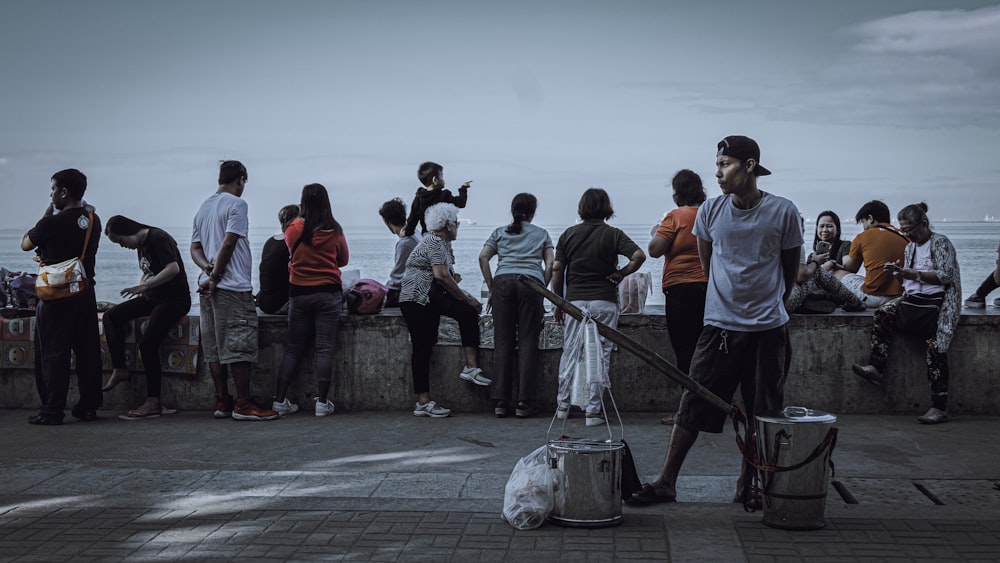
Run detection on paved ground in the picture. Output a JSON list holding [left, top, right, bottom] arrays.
[[2, 408, 1000, 562]]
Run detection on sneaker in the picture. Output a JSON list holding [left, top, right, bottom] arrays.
[[555, 405, 570, 420], [231, 398, 279, 421], [585, 413, 606, 427], [315, 397, 335, 417], [213, 395, 235, 419], [413, 400, 451, 418], [458, 366, 492, 386], [272, 398, 299, 417], [994, 297, 1000, 307], [852, 364, 884, 386], [917, 407, 948, 424], [964, 294, 986, 308]]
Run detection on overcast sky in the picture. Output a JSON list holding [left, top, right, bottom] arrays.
[[2, 0, 999, 231]]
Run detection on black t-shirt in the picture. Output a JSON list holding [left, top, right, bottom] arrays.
[[555, 220, 641, 302], [28, 207, 101, 281], [138, 227, 189, 302], [256, 235, 290, 314]]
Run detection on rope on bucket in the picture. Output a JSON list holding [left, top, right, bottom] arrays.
[[729, 408, 839, 512]]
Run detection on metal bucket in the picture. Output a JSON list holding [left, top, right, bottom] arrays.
[[547, 439, 624, 528], [755, 406, 838, 530]]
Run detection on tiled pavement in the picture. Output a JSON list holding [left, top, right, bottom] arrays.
[[2, 410, 1000, 562]]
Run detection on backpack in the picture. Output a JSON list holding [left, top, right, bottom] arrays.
[[346, 279, 388, 315]]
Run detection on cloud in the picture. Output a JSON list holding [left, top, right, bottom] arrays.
[[782, 5, 1000, 128], [620, 5, 1000, 130]]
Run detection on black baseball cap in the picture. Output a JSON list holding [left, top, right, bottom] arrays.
[[716, 135, 771, 176]]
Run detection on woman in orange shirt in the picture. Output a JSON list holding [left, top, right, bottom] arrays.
[[648, 170, 708, 382], [271, 183, 350, 417]]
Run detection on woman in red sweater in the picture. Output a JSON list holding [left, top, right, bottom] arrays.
[[271, 183, 350, 417]]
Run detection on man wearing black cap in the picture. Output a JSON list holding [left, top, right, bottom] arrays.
[[630, 135, 802, 505]]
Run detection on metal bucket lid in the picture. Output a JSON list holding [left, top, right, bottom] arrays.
[[755, 405, 836, 424], [549, 438, 624, 452]]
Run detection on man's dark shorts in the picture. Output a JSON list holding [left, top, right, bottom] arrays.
[[675, 324, 790, 433]]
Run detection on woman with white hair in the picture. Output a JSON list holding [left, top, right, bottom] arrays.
[[399, 203, 490, 418]]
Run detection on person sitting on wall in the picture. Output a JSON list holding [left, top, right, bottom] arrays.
[[256, 204, 299, 315], [830, 200, 907, 308], [379, 198, 422, 308], [852, 203, 961, 425], [100, 215, 192, 420], [786, 210, 865, 313]]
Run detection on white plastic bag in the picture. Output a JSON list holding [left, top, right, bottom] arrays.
[[618, 271, 652, 314], [566, 316, 609, 408], [502, 445, 555, 530]]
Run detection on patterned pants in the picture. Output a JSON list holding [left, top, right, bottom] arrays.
[[869, 297, 949, 410]]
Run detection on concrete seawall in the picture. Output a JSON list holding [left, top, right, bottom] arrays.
[[3, 306, 999, 415]]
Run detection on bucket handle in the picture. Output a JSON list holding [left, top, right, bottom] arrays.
[[546, 387, 625, 445]]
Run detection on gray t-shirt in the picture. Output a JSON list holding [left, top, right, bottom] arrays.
[[386, 233, 421, 291], [694, 191, 802, 331], [484, 223, 553, 283]]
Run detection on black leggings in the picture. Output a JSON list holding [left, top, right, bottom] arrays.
[[400, 296, 480, 395], [102, 295, 191, 398]]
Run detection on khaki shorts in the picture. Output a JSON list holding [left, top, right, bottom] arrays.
[[200, 289, 258, 364], [840, 274, 894, 308]]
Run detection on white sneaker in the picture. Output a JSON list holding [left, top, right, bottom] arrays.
[[314, 397, 335, 417], [458, 367, 492, 386], [555, 405, 569, 420], [585, 414, 606, 427], [272, 398, 299, 417], [413, 401, 451, 418]]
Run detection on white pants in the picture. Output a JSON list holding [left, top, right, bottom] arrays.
[[556, 300, 619, 414]]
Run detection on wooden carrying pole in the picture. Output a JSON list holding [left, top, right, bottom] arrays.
[[518, 275, 733, 415]]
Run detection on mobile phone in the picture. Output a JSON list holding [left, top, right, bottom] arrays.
[[815, 241, 832, 255]]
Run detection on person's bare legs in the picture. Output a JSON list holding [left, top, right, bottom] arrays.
[[462, 346, 479, 369], [229, 361, 252, 400], [646, 423, 700, 499], [101, 368, 131, 391], [208, 361, 231, 400]]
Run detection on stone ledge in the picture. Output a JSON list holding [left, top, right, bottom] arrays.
[[3, 308, 999, 415]]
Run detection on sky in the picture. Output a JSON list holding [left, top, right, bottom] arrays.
[[2, 0, 999, 232]]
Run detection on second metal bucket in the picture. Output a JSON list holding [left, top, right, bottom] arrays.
[[754, 406, 838, 530], [547, 439, 624, 528]]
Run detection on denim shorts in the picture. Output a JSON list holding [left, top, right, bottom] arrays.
[[200, 289, 258, 364]]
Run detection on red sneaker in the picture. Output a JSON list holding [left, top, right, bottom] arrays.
[[231, 398, 278, 421]]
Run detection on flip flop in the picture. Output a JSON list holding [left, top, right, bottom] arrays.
[[118, 407, 177, 421], [626, 483, 676, 505]]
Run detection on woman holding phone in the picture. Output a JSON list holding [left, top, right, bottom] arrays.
[[852, 202, 960, 424], [786, 210, 864, 313]]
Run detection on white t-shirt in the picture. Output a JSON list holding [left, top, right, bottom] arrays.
[[902, 240, 944, 296], [191, 191, 253, 292], [694, 191, 803, 331]]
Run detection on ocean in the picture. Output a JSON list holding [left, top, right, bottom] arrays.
[[3, 222, 999, 310]]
